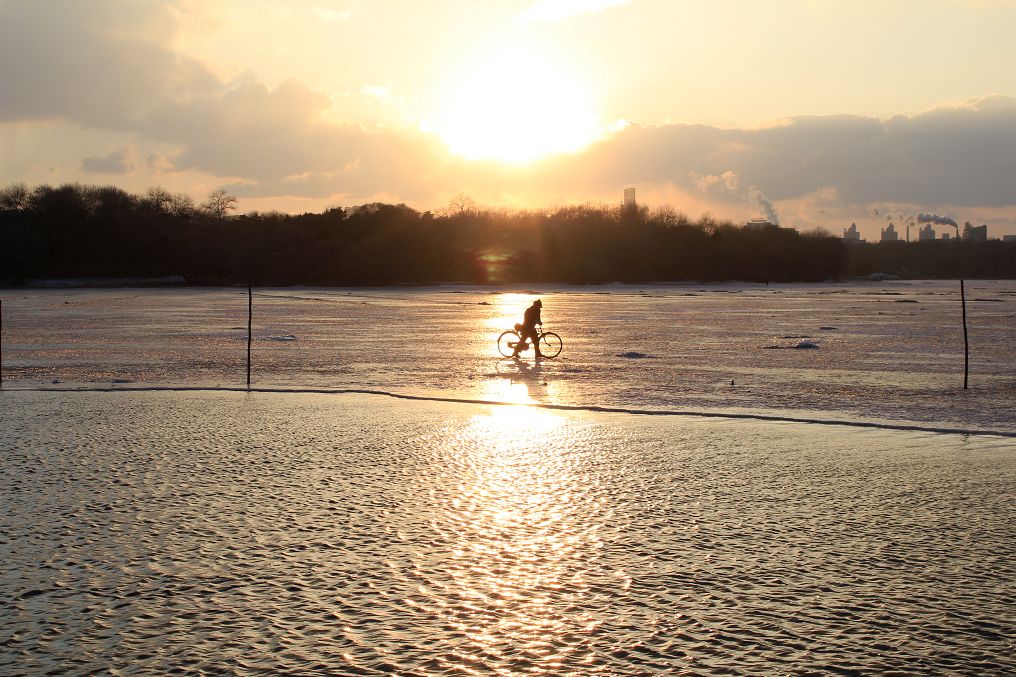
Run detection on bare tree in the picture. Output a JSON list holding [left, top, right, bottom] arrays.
[[201, 189, 238, 220], [448, 193, 476, 216], [143, 186, 174, 213], [652, 205, 690, 227], [170, 193, 196, 218], [0, 182, 31, 211]]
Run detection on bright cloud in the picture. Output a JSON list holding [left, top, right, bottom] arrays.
[[81, 146, 140, 174], [311, 5, 353, 23], [518, 0, 631, 23]]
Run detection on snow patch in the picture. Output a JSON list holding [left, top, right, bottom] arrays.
[[764, 338, 820, 350]]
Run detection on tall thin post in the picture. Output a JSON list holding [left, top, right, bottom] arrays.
[[961, 279, 969, 390], [247, 281, 253, 389], [1, 298, 4, 390]]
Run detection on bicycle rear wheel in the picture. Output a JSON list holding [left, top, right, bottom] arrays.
[[497, 330, 521, 357], [539, 332, 563, 358]]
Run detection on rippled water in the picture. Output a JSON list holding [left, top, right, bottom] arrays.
[[2, 391, 1013, 674]]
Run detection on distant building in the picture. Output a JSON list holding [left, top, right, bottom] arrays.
[[623, 188, 636, 208], [1003, 234, 1016, 243], [843, 222, 861, 241], [880, 222, 899, 242], [744, 217, 776, 230], [918, 224, 936, 241], [963, 222, 988, 242], [942, 233, 951, 241]]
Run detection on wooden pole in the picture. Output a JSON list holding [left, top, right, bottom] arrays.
[[1, 298, 3, 390], [247, 281, 252, 389], [961, 279, 969, 390]]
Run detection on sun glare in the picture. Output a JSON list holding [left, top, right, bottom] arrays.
[[430, 45, 601, 164]]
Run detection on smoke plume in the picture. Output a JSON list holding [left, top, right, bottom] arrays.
[[917, 213, 958, 228], [749, 187, 779, 224]]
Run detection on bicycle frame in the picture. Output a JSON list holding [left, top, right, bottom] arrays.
[[498, 326, 562, 358]]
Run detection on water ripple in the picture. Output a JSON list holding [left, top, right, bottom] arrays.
[[1, 391, 1014, 674]]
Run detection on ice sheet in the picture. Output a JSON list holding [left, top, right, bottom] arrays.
[[2, 280, 1014, 433]]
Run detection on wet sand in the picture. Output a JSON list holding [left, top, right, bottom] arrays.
[[2, 390, 1013, 674]]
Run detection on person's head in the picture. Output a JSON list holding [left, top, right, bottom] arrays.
[[534, 299, 542, 308]]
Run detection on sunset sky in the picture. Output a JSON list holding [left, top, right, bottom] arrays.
[[2, 0, 1016, 238]]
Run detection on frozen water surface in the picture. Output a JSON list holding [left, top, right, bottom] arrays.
[[2, 280, 1015, 432], [1, 391, 1014, 674]]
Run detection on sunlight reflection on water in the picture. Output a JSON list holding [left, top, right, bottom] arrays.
[[440, 405, 594, 668], [484, 349, 559, 405], [3, 391, 1014, 674], [479, 377, 535, 405], [487, 291, 535, 332]]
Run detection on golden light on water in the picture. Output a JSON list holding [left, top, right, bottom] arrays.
[[482, 378, 535, 406], [422, 289, 599, 665], [486, 292, 539, 332], [442, 402, 602, 668], [471, 403, 566, 443]]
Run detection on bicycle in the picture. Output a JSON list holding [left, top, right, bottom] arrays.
[[497, 326, 563, 359]]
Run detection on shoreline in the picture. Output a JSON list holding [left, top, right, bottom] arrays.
[[4, 385, 1014, 438], [4, 276, 1016, 290]]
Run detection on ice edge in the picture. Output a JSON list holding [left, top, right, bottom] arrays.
[[5, 385, 1015, 439]]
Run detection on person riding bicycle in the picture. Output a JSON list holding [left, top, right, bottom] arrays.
[[512, 299, 543, 358]]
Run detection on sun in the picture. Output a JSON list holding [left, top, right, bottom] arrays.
[[428, 44, 602, 164]]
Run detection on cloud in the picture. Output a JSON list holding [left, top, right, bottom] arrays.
[[81, 146, 139, 174], [545, 96, 1016, 210], [140, 76, 448, 201], [277, 94, 1016, 217], [518, 0, 631, 23], [311, 5, 353, 23], [360, 85, 392, 101], [0, 0, 219, 128], [147, 152, 177, 173], [370, 96, 1015, 227], [691, 170, 739, 194]]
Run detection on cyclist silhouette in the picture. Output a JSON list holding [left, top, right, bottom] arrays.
[[512, 299, 543, 358]]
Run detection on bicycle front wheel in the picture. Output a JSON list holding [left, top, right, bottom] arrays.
[[539, 332, 563, 358], [497, 330, 521, 357]]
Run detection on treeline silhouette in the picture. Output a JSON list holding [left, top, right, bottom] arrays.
[[1, 182, 1011, 285], [846, 240, 1016, 279]]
